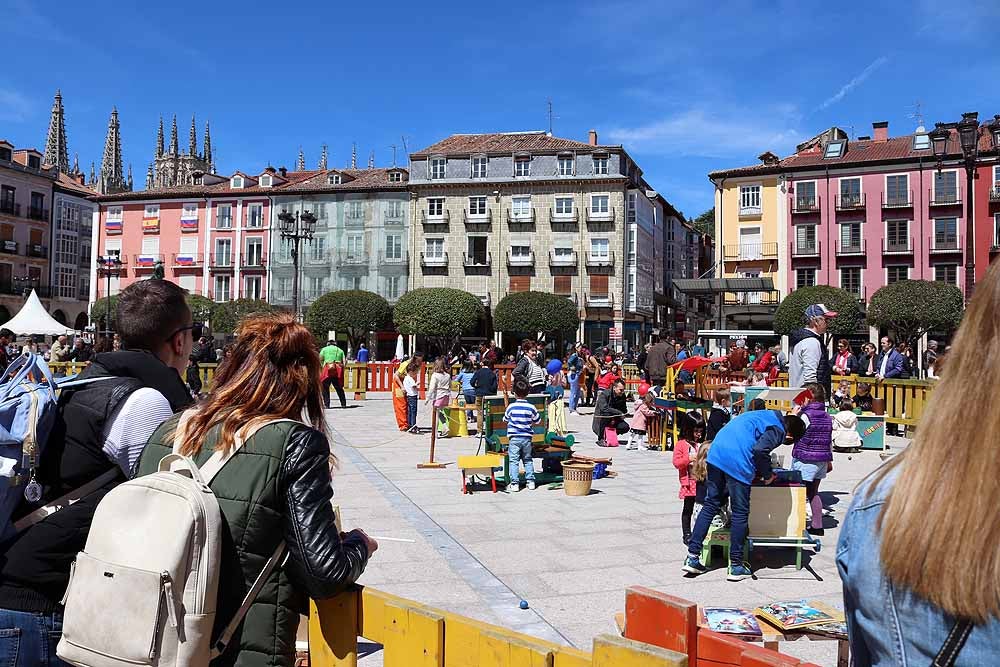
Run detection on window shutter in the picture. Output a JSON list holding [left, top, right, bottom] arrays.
[[510, 276, 530, 293], [553, 276, 572, 294], [590, 274, 609, 295]]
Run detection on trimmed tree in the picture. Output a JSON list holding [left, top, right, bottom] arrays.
[[867, 279, 963, 348], [211, 298, 278, 335], [774, 285, 864, 340], [493, 291, 579, 339], [90, 295, 118, 331], [186, 294, 216, 326], [304, 290, 391, 350], [393, 287, 483, 358]]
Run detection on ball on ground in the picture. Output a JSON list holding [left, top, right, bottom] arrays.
[[519, 599, 529, 609]]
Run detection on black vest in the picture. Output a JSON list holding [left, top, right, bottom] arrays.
[[0, 351, 191, 612]]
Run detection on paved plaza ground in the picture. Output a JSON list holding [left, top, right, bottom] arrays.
[[322, 397, 908, 666]]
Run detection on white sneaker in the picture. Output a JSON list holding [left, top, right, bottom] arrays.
[[626, 444, 637, 451], [527, 481, 536, 490], [505, 484, 520, 493]]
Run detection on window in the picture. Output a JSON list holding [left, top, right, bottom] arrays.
[[1, 186, 15, 212], [177, 275, 195, 291], [912, 133, 931, 150], [514, 156, 530, 177], [590, 238, 610, 259], [104, 239, 122, 258], [510, 245, 531, 258], [214, 238, 232, 265], [107, 205, 122, 221], [795, 225, 817, 253], [934, 171, 958, 203], [840, 222, 862, 252], [386, 200, 403, 218], [347, 201, 363, 219], [555, 196, 574, 216], [471, 157, 487, 179], [591, 194, 610, 215], [385, 276, 401, 298], [558, 155, 574, 176], [214, 275, 231, 302], [388, 171, 403, 182], [841, 267, 862, 298], [246, 203, 263, 227], [796, 268, 816, 289], [28, 155, 41, 169], [886, 174, 909, 206], [469, 196, 488, 217], [385, 234, 402, 260], [430, 157, 446, 179], [589, 274, 609, 296], [231, 176, 244, 189], [277, 277, 291, 300], [994, 165, 1000, 186], [141, 237, 159, 256], [181, 203, 198, 220], [310, 236, 326, 261], [427, 198, 444, 218], [795, 181, 817, 209], [243, 276, 263, 300], [144, 204, 159, 218], [739, 185, 761, 215], [346, 235, 364, 258], [179, 237, 198, 257], [425, 238, 444, 258], [245, 238, 263, 266], [738, 226, 762, 259], [467, 237, 488, 265], [553, 247, 574, 261], [593, 156, 609, 175], [511, 196, 531, 219], [995, 213, 1000, 249], [934, 264, 957, 284], [934, 217, 958, 249], [0, 147, 10, 161], [351, 276, 362, 291], [553, 275, 572, 295], [824, 140, 845, 158], [259, 175, 272, 187], [216, 204, 232, 228], [887, 265, 909, 284], [328, 174, 341, 185], [308, 277, 325, 299], [886, 219, 909, 251], [509, 276, 530, 293], [839, 178, 861, 207]]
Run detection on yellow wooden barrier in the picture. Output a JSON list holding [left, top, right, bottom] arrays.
[[309, 587, 683, 667]]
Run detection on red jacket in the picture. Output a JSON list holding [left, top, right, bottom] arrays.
[[673, 439, 700, 499], [752, 350, 773, 373]]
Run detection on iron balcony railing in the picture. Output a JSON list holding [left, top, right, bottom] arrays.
[[506, 208, 536, 225], [421, 209, 450, 225], [791, 240, 821, 257], [723, 242, 779, 260], [882, 191, 913, 208], [836, 239, 866, 256], [27, 244, 48, 259], [28, 207, 49, 221], [0, 202, 20, 217], [585, 251, 615, 268], [548, 208, 579, 224], [585, 291, 614, 308], [240, 253, 268, 268], [384, 212, 405, 226], [549, 249, 577, 266], [792, 196, 820, 213], [337, 252, 371, 267], [990, 187, 1000, 203], [882, 237, 913, 254], [929, 235, 961, 253], [928, 189, 961, 206], [835, 193, 865, 210], [738, 204, 762, 217], [723, 290, 781, 306], [585, 208, 615, 224], [463, 209, 492, 226], [506, 250, 534, 267], [462, 252, 492, 268], [132, 253, 165, 269], [420, 252, 448, 267], [209, 253, 235, 268], [171, 253, 204, 267], [378, 251, 408, 266]]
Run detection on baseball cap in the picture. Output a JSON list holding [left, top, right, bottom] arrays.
[[805, 303, 838, 319]]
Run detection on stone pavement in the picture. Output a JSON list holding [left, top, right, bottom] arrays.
[[322, 397, 908, 666]]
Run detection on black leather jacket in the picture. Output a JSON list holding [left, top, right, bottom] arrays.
[[279, 427, 370, 599]]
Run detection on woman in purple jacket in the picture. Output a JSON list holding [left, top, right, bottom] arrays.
[[791, 383, 833, 536]]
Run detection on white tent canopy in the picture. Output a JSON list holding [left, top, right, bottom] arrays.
[[0, 290, 76, 336]]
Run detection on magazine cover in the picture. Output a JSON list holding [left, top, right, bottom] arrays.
[[754, 600, 835, 630], [702, 608, 762, 637], [804, 620, 848, 638]]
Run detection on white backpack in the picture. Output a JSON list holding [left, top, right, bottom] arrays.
[[57, 414, 293, 667]]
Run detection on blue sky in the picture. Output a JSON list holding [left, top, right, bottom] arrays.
[[3, 0, 999, 218]]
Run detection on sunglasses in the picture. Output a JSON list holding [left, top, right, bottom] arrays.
[[166, 323, 203, 342]]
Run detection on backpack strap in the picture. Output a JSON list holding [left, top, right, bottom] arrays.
[[12, 467, 121, 533], [210, 540, 287, 659]]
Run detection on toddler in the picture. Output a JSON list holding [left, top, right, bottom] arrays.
[[403, 365, 420, 433], [673, 411, 706, 545], [832, 399, 862, 450], [626, 389, 659, 451], [833, 379, 852, 405], [503, 377, 541, 493]]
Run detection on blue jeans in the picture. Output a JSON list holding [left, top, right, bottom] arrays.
[[507, 435, 535, 485], [464, 393, 476, 421], [687, 463, 751, 563], [0, 608, 69, 667], [406, 395, 418, 428], [568, 372, 580, 412]]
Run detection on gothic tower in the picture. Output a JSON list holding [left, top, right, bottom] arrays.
[[203, 121, 212, 168], [319, 144, 328, 170], [43, 89, 69, 173], [189, 115, 197, 156], [97, 107, 130, 194], [156, 116, 164, 158], [169, 115, 179, 155], [297, 147, 305, 171], [152, 113, 213, 188]]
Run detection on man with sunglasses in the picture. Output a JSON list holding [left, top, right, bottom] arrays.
[[0, 280, 195, 661]]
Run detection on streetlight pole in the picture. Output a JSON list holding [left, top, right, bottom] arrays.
[[277, 210, 317, 319], [96, 255, 123, 335]]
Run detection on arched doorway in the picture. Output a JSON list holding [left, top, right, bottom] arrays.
[[52, 309, 67, 325], [74, 312, 89, 331]]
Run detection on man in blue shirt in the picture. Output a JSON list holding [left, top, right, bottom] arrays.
[[356, 343, 370, 363], [682, 409, 806, 581], [503, 377, 540, 493]]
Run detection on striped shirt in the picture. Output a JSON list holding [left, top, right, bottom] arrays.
[[504, 399, 539, 438]]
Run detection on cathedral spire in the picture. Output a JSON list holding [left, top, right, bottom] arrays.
[[98, 107, 129, 194], [146, 164, 154, 189], [156, 116, 164, 158], [72, 153, 79, 174], [203, 121, 212, 166], [44, 89, 69, 173], [318, 144, 328, 170], [89, 161, 96, 185], [351, 142, 357, 169], [296, 146, 305, 171], [127, 163, 133, 189], [189, 115, 197, 156], [169, 114, 178, 155], [368, 150, 375, 169]]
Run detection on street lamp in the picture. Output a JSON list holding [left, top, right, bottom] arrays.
[[12, 275, 36, 299], [277, 209, 317, 318], [96, 254, 123, 335]]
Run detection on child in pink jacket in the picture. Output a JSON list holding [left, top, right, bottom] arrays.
[[673, 411, 706, 545], [626, 389, 660, 450]]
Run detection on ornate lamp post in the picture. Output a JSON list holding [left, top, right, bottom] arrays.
[[12, 275, 36, 299], [96, 254, 123, 335], [931, 114, 979, 301], [277, 210, 317, 318]]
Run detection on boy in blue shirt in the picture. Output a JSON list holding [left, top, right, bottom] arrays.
[[682, 409, 806, 581], [503, 377, 540, 493]]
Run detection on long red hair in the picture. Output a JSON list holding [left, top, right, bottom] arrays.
[[175, 312, 328, 458]]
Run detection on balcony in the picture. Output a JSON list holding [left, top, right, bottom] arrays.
[[462, 252, 492, 269], [336, 252, 371, 268], [548, 209, 579, 227], [585, 251, 615, 268], [241, 253, 268, 270], [384, 212, 405, 226], [585, 291, 614, 308], [0, 282, 52, 298], [724, 290, 781, 306], [791, 197, 820, 214], [586, 208, 615, 225], [835, 193, 865, 210], [929, 235, 961, 254], [549, 249, 578, 268], [378, 251, 408, 267], [0, 202, 20, 217], [507, 250, 534, 267], [345, 211, 366, 227], [133, 253, 165, 271], [738, 205, 762, 218], [555, 291, 577, 304], [0, 240, 17, 255], [28, 207, 49, 222], [928, 189, 961, 207], [506, 208, 536, 227], [882, 191, 913, 208], [420, 252, 449, 268], [722, 242, 778, 261], [209, 253, 235, 270], [790, 240, 821, 258], [305, 250, 330, 264], [463, 210, 492, 228], [990, 187, 1000, 203], [171, 253, 204, 268], [836, 239, 866, 256], [882, 237, 913, 255], [421, 209, 450, 226], [27, 244, 48, 259]]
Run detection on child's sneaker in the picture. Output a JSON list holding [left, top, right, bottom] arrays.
[[727, 562, 753, 582], [682, 556, 708, 576], [504, 483, 520, 493], [527, 481, 536, 490]]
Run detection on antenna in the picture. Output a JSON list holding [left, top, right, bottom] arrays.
[[400, 135, 409, 156], [546, 99, 559, 136], [389, 144, 397, 167], [908, 101, 926, 129]]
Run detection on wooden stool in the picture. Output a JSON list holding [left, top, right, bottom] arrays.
[[700, 524, 732, 569], [457, 454, 503, 494]]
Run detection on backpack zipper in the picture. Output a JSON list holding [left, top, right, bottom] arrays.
[[149, 572, 178, 660]]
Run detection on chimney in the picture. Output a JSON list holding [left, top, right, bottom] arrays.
[[76, 173, 85, 185], [588, 129, 598, 146], [873, 121, 889, 143], [279, 166, 287, 177]]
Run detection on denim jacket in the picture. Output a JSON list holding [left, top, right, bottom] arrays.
[[837, 469, 1000, 665]]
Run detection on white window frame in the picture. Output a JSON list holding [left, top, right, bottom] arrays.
[[838, 176, 862, 207], [933, 169, 959, 203], [388, 170, 403, 182], [885, 264, 910, 284], [214, 275, 232, 302], [795, 180, 818, 208], [839, 266, 863, 299], [144, 204, 159, 218], [558, 155, 574, 176], [794, 223, 817, 253], [884, 173, 910, 207], [141, 237, 159, 255], [994, 213, 1000, 249], [933, 216, 958, 249], [244, 275, 263, 300], [590, 237, 610, 259], [259, 175, 272, 188], [554, 196, 574, 217], [179, 237, 198, 256], [309, 235, 327, 261], [328, 174, 342, 185], [884, 219, 910, 251], [738, 225, 763, 260], [514, 156, 531, 178], [993, 165, 1000, 186], [430, 157, 446, 180], [346, 235, 364, 258], [590, 193, 611, 216], [347, 201, 363, 219], [511, 195, 532, 220], [244, 236, 264, 265], [510, 244, 531, 258], [427, 197, 445, 219], [738, 184, 762, 216], [839, 220, 863, 252], [181, 202, 198, 220], [231, 175, 244, 189], [425, 237, 445, 259], [593, 155, 609, 175], [468, 196, 488, 218], [107, 205, 123, 221], [214, 238, 232, 266], [216, 204, 233, 229], [385, 234, 402, 260], [471, 156, 488, 179], [386, 275, 401, 299], [246, 203, 263, 228]]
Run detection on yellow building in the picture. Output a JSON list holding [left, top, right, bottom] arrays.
[[709, 152, 787, 329]]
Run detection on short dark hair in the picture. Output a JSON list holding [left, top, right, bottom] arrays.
[[783, 414, 807, 441], [804, 382, 826, 403], [512, 376, 531, 398], [749, 398, 766, 411], [116, 280, 190, 350], [0, 328, 12, 340]]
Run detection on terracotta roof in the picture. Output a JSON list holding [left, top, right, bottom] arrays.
[[411, 132, 617, 157], [54, 172, 98, 197], [279, 168, 409, 193]]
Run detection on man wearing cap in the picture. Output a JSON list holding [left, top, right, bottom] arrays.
[[789, 304, 837, 393]]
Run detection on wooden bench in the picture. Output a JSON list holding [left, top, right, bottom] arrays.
[[482, 394, 572, 486], [457, 454, 505, 494]]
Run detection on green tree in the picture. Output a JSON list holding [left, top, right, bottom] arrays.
[[211, 299, 278, 335], [90, 295, 118, 331], [493, 291, 579, 338], [393, 287, 483, 357], [186, 294, 216, 326], [304, 290, 391, 350], [867, 280, 963, 348], [773, 285, 864, 340], [691, 208, 715, 238]]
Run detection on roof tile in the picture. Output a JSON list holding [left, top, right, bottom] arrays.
[[411, 132, 616, 157]]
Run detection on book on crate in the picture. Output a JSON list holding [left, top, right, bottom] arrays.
[[702, 608, 762, 638], [754, 600, 836, 630], [803, 620, 849, 639]]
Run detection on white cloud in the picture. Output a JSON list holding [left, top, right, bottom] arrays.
[[607, 107, 802, 159], [0, 88, 32, 122], [816, 56, 889, 111]]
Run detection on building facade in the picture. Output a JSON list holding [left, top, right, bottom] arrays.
[[51, 173, 96, 328], [408, 130, 655, 350], [151, 115, 213, 189]]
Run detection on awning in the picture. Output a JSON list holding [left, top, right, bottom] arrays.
[[672, 277, 774, 294]]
